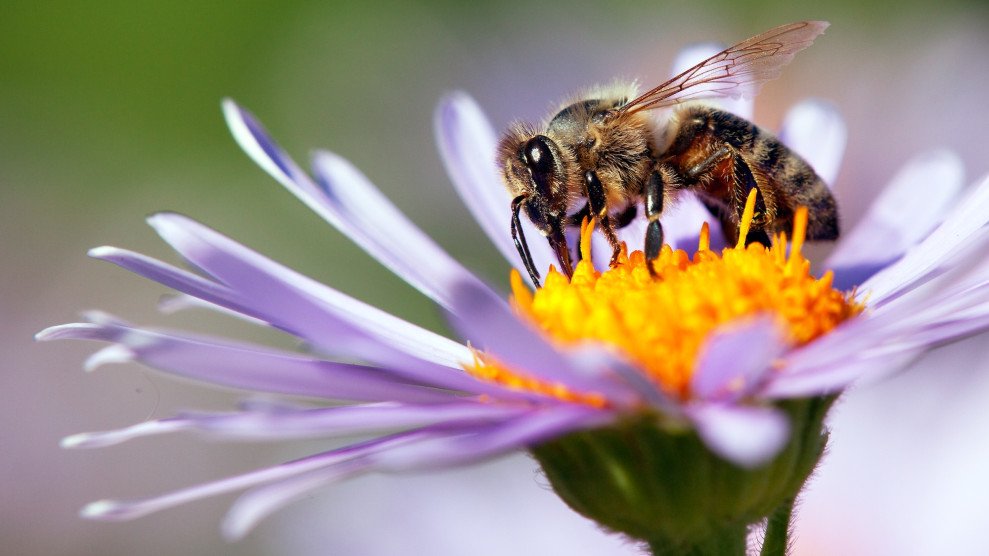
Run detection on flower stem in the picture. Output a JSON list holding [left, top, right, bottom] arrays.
[[760, 497, 795, 556], [647, 525, 748, 556]]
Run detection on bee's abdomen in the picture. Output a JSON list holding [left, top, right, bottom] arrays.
[[756, 134, 839, 240], [669, 106, 839, 241]]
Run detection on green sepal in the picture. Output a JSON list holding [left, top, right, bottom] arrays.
[[531, 397, 833, 554]]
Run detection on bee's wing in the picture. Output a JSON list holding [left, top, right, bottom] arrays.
[[617, 21, 829, 116]]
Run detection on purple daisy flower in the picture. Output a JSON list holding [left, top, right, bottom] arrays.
[[39, 41, 989, 552]]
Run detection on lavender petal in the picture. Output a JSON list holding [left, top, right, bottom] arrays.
[[687, 403, 790, 468], [36, 320, 483, 401], [861, 172, 989, 304], [222, 99, 325, 206], [222, 460, 367, 541], [763, 349, 921, 399], [145, 213, 477, 372], [691, 317, 787, 402], [88, 246, 249, 314], [225, 406, 611, 540], [434, 92, 556, 284], [369, 404, 613, 471], [778, 99, 846, 186], [64, 402, 528, 449], [79, 433, 414, 522], [446, 279, 643, 399], [225, 99, 488, 307], [829, 150, 964, 290], [182, 402, 529, 441], [61, 419, 190, 449], [310, 150, 497, 310]]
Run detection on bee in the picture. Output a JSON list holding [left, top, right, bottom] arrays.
[[498, 21, 839, 287]]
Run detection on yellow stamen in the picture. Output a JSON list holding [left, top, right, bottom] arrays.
[[698, 222, 710, 252], [468, 204, 863, 404], [735, 188, 759, 249], [579, 216, 594, 263]]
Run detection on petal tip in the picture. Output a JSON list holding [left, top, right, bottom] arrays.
[[80, 499, 127, 521], [34, 325, 67, 342], [34, 323, 92, 342], [87, 246, 119, 259], [60, 432, 94, 449], [84, 345, 135, 372], [691, 404, 791, 468], [221, 98, 249, 132]]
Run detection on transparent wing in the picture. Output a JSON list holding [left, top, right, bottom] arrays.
[[617, 21, 829, 116]]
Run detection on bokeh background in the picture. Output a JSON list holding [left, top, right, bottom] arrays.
[[5, 1, 989, 555]]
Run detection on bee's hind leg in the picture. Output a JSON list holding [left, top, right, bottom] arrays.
[[728, 153, 772, 248]]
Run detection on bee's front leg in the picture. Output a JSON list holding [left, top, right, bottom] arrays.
[[583, 170, 623, 266]]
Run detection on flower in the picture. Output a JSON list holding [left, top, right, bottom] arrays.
[[39, 44, 989, 551]]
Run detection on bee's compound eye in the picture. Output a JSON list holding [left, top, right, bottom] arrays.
[[523, 135, 555, 175]]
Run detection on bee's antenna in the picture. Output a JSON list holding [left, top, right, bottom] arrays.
[[511, 195, 541, 288]]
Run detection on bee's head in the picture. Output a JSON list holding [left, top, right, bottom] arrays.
[[497, 126, 575, 285], [498, 127, 573, 231]]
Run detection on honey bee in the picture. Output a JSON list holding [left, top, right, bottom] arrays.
[[498, 21, 839, 287]]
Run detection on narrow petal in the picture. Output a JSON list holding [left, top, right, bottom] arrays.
[[691, 317, 787, 402], [687, 403, 790, 467], [88, 246, 247, 314], [182, 402, 529, 441], [61, 419, 189, 449], [222, 461, 366, 541], [446, 279, 643, 399], [434, 92, 556, 282], [310, 150, 497, 309], [80, 433, 416, 522], [829, 150, 965, 290], [223, 406, 611, 540], [64, 402, 527, 448], [671, 42, 754, 119], [158, 293, 270, 328], [778, 99, 846, 186], [91, 238, 474, 384], [222, 99, 324, 204], [763, 349, 921, 399], [565, 344, 674, 411], [859, 172, 988, 304], [225, 99, 489, 307], [36, 320, 485, 401], [369, 405, 613, 471], [764, 276, 989, 397], [145, 212, 474, 372]]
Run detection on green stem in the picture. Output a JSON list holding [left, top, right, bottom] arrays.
[[648, 524, 749, 556], [760, 497, 795, 556]]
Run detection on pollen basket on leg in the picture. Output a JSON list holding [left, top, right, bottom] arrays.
[[472, 210, 861, 403]]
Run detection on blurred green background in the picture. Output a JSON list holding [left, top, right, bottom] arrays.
[[5, 1, 988, 555]]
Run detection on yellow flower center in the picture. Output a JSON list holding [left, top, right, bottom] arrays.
[[468, 191, 863, 405]]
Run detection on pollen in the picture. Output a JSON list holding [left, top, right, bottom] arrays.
[[468, 190, 863, 404]]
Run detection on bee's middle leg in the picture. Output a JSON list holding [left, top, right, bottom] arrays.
[[583, 170, 624, 266], [644, 165, 681, 273], [685, 144, 772, 248]]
